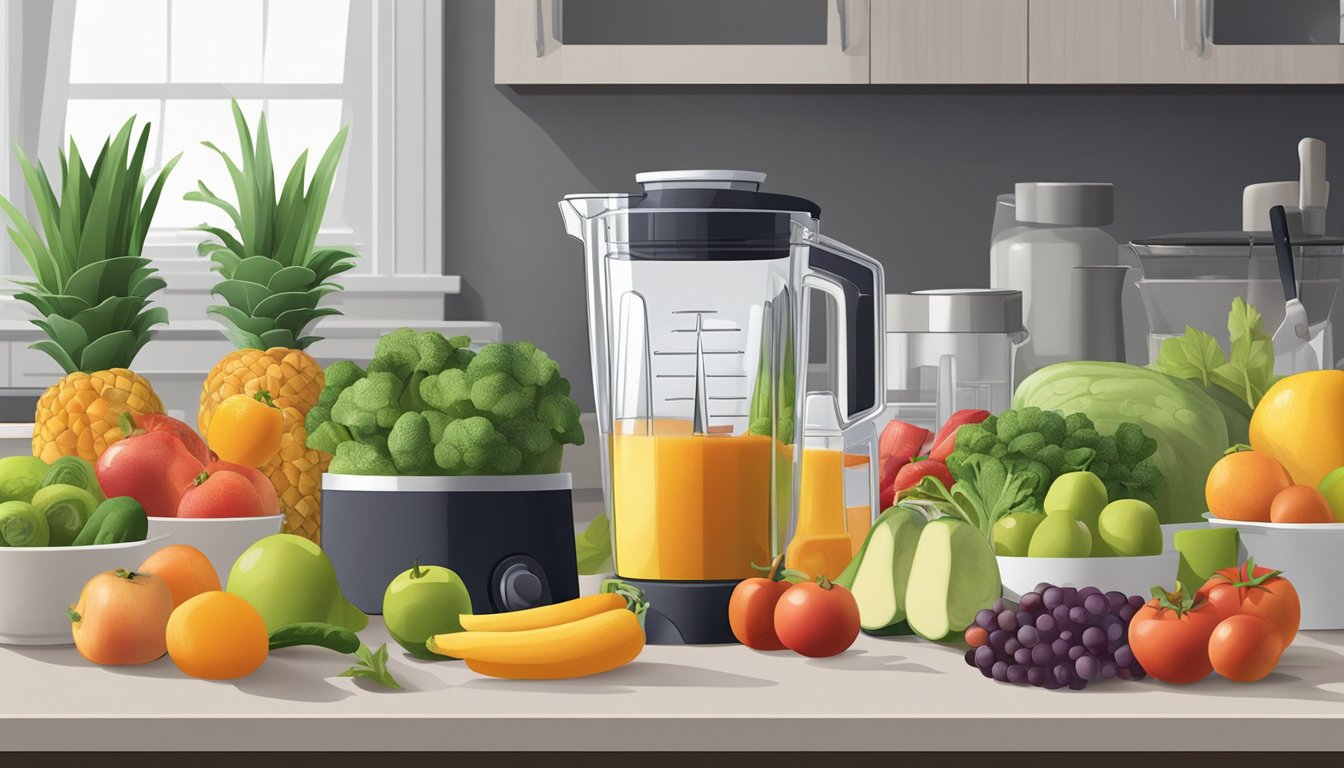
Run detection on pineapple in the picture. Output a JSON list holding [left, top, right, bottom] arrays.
[[189, 101, 356, 542], [0, 118, 179, 462]]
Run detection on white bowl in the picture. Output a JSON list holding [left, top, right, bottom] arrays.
[[996, 551, 1178, 602], [1205, 516, 1344, 630], [0, 535, 172, 646], [146, 515, 284, 589], [577, 573, 615, 596]]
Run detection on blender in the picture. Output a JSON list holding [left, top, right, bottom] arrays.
[[560, 170, 884, 644]]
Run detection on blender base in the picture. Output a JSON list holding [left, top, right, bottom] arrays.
[[622, 579, 740, 645]]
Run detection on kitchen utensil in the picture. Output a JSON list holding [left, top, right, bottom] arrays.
[[990, 182, 1117, 385], [560, 170, 884, 644], [1204, 515, 1344, 630], [884, 289, 1025, 433], [321, 474, 579, 615], [1270, 205, 1320, 375], [146, 514, 283, 591], [1070, 265, 1129, 363]]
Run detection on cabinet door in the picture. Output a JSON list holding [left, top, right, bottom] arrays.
[[495, 0, 869, 84], [871, 0, 1027, 83], [1030, 0, 1344, 84]]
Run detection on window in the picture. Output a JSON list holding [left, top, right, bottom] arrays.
[[2, 0, 444, 284]]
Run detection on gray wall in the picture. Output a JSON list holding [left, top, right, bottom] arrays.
[[445, 2, 1344, 410]]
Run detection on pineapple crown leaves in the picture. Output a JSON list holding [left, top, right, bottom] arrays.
[[0, 117, 180, 373], [186, 100, 358, 351]]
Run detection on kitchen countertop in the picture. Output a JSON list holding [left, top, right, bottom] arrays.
[[2, 619, 1342, 752]]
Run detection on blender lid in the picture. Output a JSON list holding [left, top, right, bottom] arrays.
[[886, 289, 1025, 334], [1131, 230, 1344, 248], [635, 170, 767, 191]]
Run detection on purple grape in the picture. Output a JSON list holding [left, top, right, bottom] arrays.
[[965, 648, 978, 667], [1131, 666, 1147, 681], [1117, 667, 1134, 681], [1014, 647, 1032, 665], [975, 646, 996, 669], [1105, 622, 1125, 643], [1106, 591, 1128, 613], [1082, 627, 1107, 653], [1075, 655, 1100, 681], [1128, 594, 1147, 610], [1084, 594, 1108, 617], [1007, 664, 1028, 684], [1005, 638, 1022, 656], [1016, 611, 1035, 628], [1052, 604, 1072, 627], [1031, 644, 1054, 666], [1069, 606, 1090, 626], [1119, 605, 1136, 623], [1068, 645, 1088, 661], [976, 609, 997, 630], [1068, 677, 1089, 690], [1017, 625, 1041, 648], [1053, 663, 1074, 686], [1114, 645, 1135, 668], [1077, 586, 1101, 600], [1033, 583, 1054, 595], [1042, 587, 1063, 609], [992, 661, 1009, 682], [989, 630, 1009, 652], [1051, 638, 1071, 657], [1027, 666, 1048, 687], [998, 610, 1019, 633], [1100, 661, 1118, 679], [1060, 587, 1079, 606], [1020, 592, 1043, 613], [1058, 630, 1073, 642], [992, 598, 1009, 613], [1035, 613, 1057, 635]]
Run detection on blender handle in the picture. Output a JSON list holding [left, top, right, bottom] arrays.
[[802, 238, 885, 429]]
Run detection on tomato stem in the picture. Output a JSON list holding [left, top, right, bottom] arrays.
[[1215, 557, 1284, 592], [817, 574, 834, 591], [66, 607, 80, 623], [254, 390, 277, 409], [1149, 580, 1206, 616], [114, 568, 136, 581], [194, 471, 210, 487]]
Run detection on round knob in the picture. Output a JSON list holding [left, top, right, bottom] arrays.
[[502, 565, 544, 610]]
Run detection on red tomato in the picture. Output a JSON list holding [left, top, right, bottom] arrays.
[[204, 460, 279, 517], [729, 577, 791, 651], [1201, 560, 1301, 647], [178, 471, 265, 519], [96, 432, 205, 518], [1208, 614, 1284, 683], [125, 413, 212, 466], [773, 578, 860, 658], [1127, 587, 1223, 684]]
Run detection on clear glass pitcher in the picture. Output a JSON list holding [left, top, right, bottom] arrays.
[[560, 170, 884, 643]]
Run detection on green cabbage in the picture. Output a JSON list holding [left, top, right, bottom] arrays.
[[1013, 362, 1229, 524]]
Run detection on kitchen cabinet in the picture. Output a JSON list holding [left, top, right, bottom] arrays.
[[1030, 0, 1344, 84], [494, 0, 870, 84], [871, 0, 1028, 84]]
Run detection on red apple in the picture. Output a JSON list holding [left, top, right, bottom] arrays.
[[893, 458, 954, 496], [879, 454, 911, 509], [178, 471, 265, 519], [96, 432, 205, 518], [878, 419, 932, 463], [121, 412, 212, 466], [928, 409, 991, 462], [204, 460, 279, 517]]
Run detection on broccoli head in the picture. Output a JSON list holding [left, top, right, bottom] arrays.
[[331, 371, 405, 430], [329, 441, 397, 475], [388, 411, 434, 474], [434, 416, 522, 475], [307, 420, 352, 454]]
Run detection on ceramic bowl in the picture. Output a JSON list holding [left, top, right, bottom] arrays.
[[996, 551, 1178, 602], [1204, 516, 1344, 629], [146, 515, 284, 589], [0, 535, 172, 646]]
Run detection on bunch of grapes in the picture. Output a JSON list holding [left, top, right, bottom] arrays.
[[963, 583, 1147, 690]]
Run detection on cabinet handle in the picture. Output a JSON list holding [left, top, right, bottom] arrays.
[[535, 0, 546, 57], [837, 0, 851, 52]]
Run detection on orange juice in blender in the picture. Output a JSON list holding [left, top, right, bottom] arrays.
[[786, 448, 854, 579]]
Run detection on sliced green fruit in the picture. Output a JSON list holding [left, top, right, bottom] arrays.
[[30, 484, 98, 547], [993, 511, 1043, 557], [846, 505, 926, 632], [1028, 509, 1092, 558], [905, 518, 1001, 641], [0, 500, 49, 547], [1097, 499, 1163, 557], [1174, 527, 1239, 589]]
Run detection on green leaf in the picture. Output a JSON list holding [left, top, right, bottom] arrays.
[[233, 254, 284, 285], [184, 181, 243, 231], [339, 643, 402, 690], [28, 340, 79, 374], [15, 291, 90, 318], [78, 329, 136, 372], [1153, 325, 1224, 388], [207, 304, 275, 337], [575, 512, 613, 575], [0, 197, 59, 289], [275, 306, 340, 337], [212, 279, 272, 313], [63, 257, 152, 305], [952, 455, 1038, 539], [259, 328, 298, 349], [252, 290, 318, 320], [267, 265, 317, 293], [32, 315, 88, 358]]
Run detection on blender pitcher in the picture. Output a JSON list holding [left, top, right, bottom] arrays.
[[560, 171, 884, 644]]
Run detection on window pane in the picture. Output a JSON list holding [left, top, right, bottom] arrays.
[[70, 0, 167, 83], [264, 0, 350, 83], [263, 99, 345, 187], [155, 99, 264, 229], [170, 0, 263, 83], [64, 100, 163, 167]]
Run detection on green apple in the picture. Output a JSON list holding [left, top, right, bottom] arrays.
[[1028, 509, 1092, 558], [227, 533, 368, 633], [1097, 499, 1163, 557], [1044, 471, 1108, 538], [1317, 466, 1344, 522], [993, 511, 1044, 557], [384, 561, 473, 660], [1173, 528, 1239, 589]]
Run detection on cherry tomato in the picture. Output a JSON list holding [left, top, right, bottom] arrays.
[[1201, 559, 1301, 647], [1127, 585, 1223, 685], [1208, 614, 1284, 683], [773, 577, 860, 658], [729, 566, 792, 651]]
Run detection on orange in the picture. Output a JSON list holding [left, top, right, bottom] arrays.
[[166, 591, 268, 680], [205, 391, 284, 468], [1269, 485, 1334, 524], [70, 569, 173, 666], [1206, 450, 1292, 522], [139, 545, 221, 608]]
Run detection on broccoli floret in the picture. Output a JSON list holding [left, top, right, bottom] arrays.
[[419, 368, 473, 415], [329, 441, 397, 475], [1036, 444, 1066, 474], [1064, 412, 1094, 435], [989, 442, 1009, 460], [518, 442, 564, 475], [537, 391, 581, 439], [371, 328, 421, 379], [305, 403, 332, 435], [306, 420, 351, 454], [1063, 446, 1096, 472], [1093, 436, 1119, 466], [995, 409, 1024, 444], [1130, 460, 1164, 494], [955, 423, 996, 454], [1014, 460, 1052, 496], [980, 414, 998, 436], [471, 372, 536, 421], [1064, 427, 1101, 451], [433, 416, 521, 475], [499, 418, 557, 456], [325, 360, 365, 392], [1007, 432, 1046, 457], [331, 371, 405, 430], [388, 412, 434, 474], [469, 342, 559, 389], [1090, 461, 1110, 479], [1038, 410, 1067, 446], [1113, 422, 1158, 464], [423, 411, 450, 444]]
